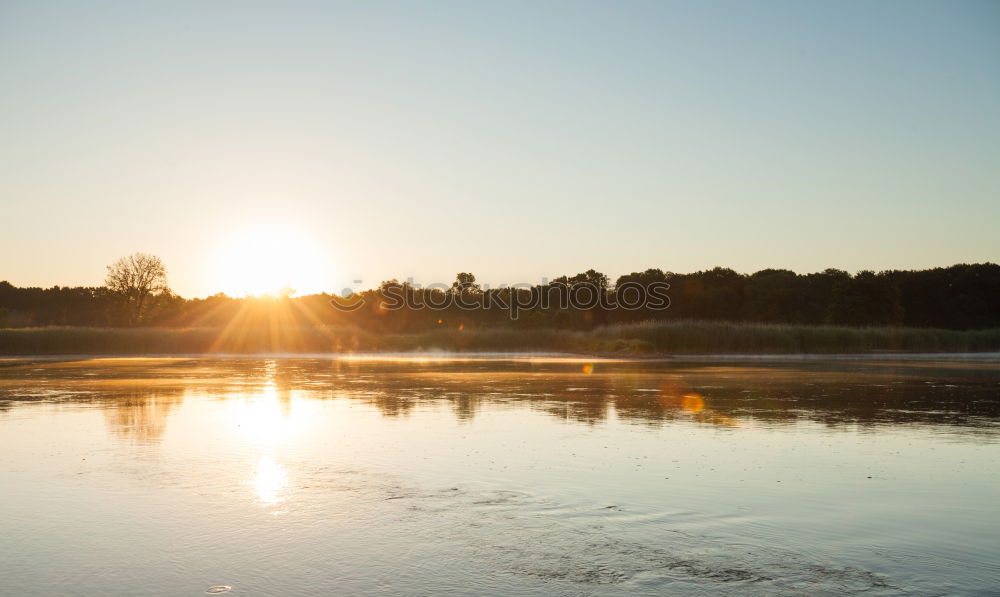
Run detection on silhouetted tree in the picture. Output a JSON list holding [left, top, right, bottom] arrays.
[[104, 253, 169, 325], [450, 272, 481, 294], [743, 269, 804, 322], [826, 270, 902, 326], [610, 268, 670, 324]]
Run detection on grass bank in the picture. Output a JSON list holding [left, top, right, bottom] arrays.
[[2, 321, 999, 356]]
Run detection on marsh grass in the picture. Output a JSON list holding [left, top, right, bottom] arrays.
[[2, 320, 999, 355]]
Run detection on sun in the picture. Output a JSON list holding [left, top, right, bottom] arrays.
[[210, 223, 329, 297]]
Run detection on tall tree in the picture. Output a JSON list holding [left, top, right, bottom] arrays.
[[104, 253, 169, 325], [450, 272, 481, 294]]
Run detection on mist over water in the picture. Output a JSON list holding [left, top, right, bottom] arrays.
[[1, 356, 998, 596]]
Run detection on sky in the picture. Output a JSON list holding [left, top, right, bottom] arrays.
[[1, 0, 998, 298]]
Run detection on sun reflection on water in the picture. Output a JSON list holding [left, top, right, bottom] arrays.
[[251, 455, 288, 506], [226, 383, 317, 448], [227, 364, 316, 510]]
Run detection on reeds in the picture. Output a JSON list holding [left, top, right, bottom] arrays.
[[1, 321, 998, 355]]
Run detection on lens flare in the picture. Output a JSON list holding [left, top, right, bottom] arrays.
[[681, 393, 705, 413]]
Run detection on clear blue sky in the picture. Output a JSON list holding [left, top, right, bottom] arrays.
[[1, 0, 998, 297]]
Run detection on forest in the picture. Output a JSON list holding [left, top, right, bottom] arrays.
[[2, 263, 998, 332]]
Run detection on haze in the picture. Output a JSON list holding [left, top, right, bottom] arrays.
[[1, 0, 998, 297]]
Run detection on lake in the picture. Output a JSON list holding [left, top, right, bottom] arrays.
[[1, 355, 998, 596]]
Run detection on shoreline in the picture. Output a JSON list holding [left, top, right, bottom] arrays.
[[2, 351, 999, 363], [3, 322, 999, 357]]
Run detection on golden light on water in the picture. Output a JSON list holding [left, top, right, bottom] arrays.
[[230, 385, 301, 445], [226, 374, 322, 448], [681, 393, 705, 413], [655, 378, 741, 427], [226, 367, 319, 508], [251, 455, 288, 506]]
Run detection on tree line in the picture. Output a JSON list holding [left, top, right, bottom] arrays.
[[1, 257, 998, 331]]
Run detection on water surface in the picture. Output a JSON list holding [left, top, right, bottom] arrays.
[[1, 355, 998, 596]]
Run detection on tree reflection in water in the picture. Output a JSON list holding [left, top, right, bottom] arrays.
[[0, 356, 997, 442]]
